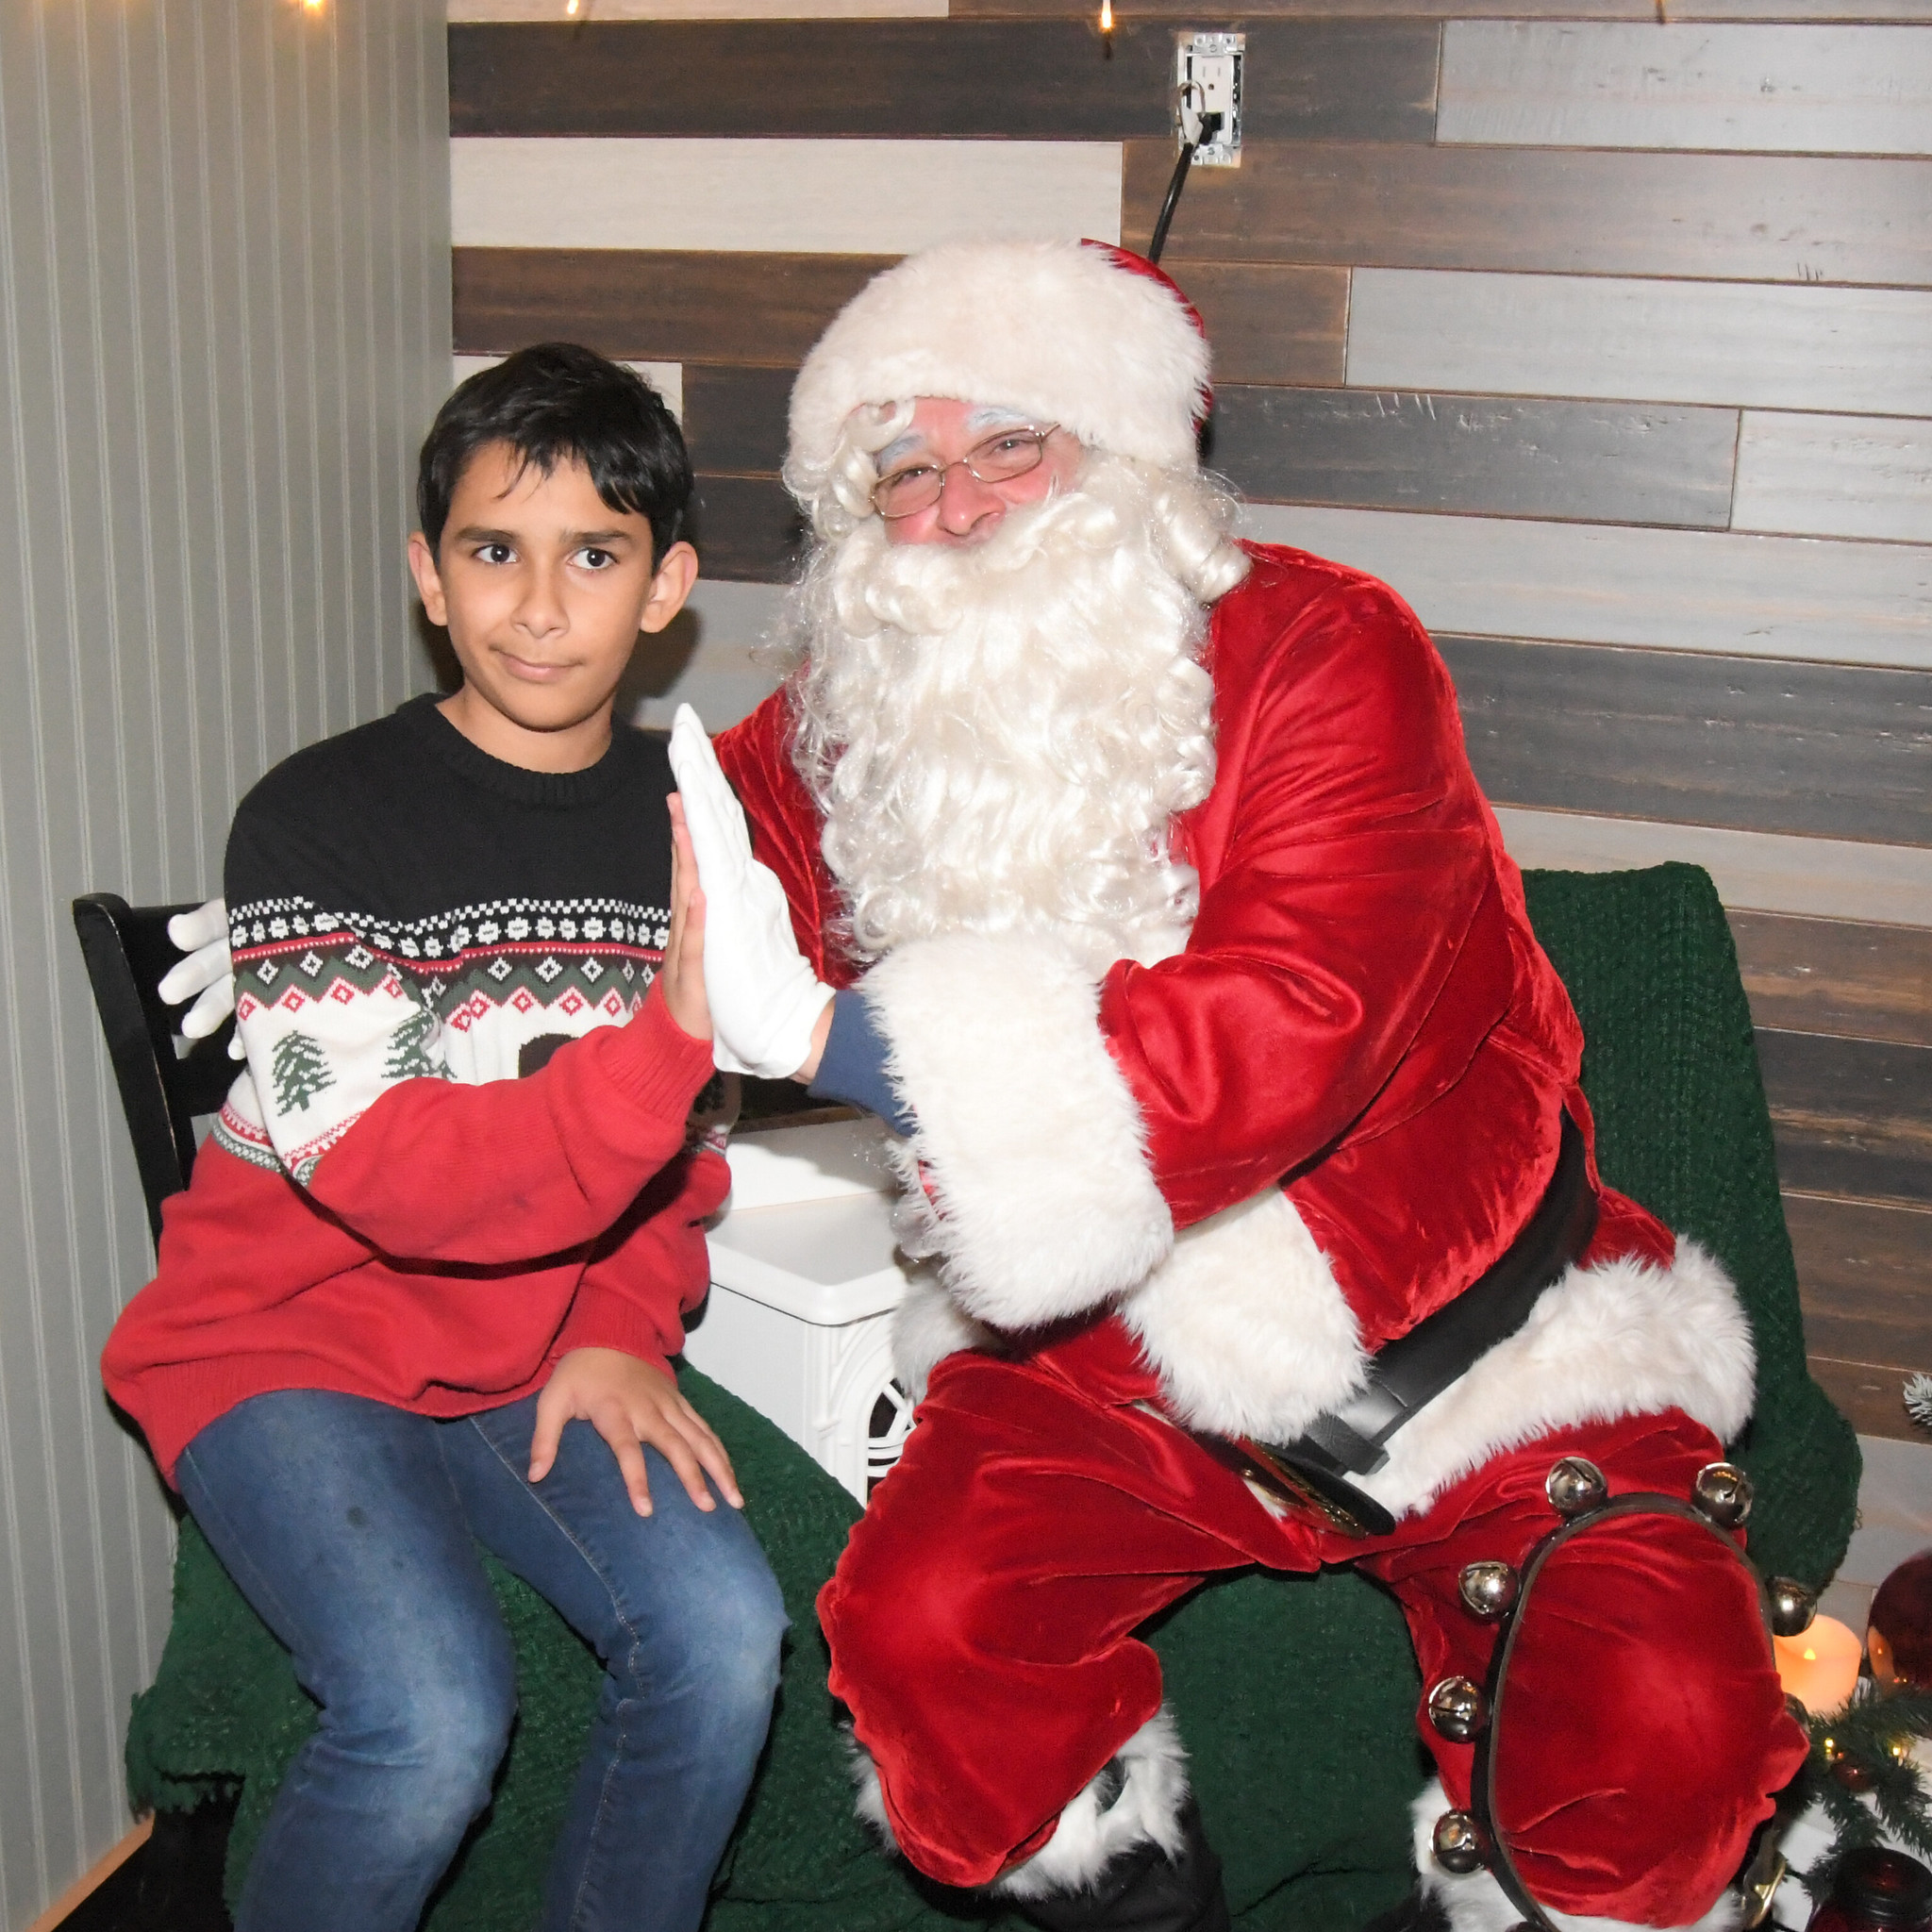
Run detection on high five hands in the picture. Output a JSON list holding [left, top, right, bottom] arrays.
[[666, 706, 834, 1082]]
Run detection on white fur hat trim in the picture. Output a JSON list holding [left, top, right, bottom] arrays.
[[785, 240, 1210, 501]]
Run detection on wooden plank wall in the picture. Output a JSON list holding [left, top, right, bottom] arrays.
[[446, 2, 1931, 1441]]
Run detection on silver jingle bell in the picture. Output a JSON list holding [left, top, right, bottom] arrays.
[[1691, 1460, 1755, 1529], [1767, 1575, 1819, 1638], [1545, 1455, 1607, 1517], [1458, 1559, 1521, 1621], [1426, 1675, 1491, 1743], [1432, 1809, 1489, 1875]]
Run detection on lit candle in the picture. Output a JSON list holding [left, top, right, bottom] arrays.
[[1774, 1615, 1863, 1714]]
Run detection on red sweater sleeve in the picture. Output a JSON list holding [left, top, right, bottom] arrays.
[[299, 991, 717, 1265], [551, 1141, 733, 1368]]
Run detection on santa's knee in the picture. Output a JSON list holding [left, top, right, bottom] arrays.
[[1410, 1507, 1807, 1929], [820, 1514, 998, 1712]]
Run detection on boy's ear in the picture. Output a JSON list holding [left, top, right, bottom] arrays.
[[407, 530, 450, 627], [640, 540, 699, 635]]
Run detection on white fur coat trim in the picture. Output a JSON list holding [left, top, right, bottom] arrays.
[[844, 1708, 1190, 1899], [1358, 1238, 1756, 1523], [1121, 1183, 1370, 1441], [891, 1272, 1003, 1403], [786, 241, 1209, 495], [863, 932, 1174, 1331], [1410, 1781, 1744, 1932]]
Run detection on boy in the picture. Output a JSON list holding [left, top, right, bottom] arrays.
[[102, 344, 787, 1932]]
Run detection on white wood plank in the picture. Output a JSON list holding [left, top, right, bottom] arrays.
[[1346, 270, 1932, 417], [1440, 23, 1932, 155], [452, 0, 943, 15], [451, 137, 1124, 254], [451, 353, 683, 420], [630, 577, 786, 732], [1734, 412, 1932, 543], [1686, 0, 1932, 19], [1238, 504, 1932, 669], [1493, 809, 1932, 925]]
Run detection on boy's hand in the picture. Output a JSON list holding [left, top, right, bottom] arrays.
[[658, 795, 711, 1042], [528, 1347, 743, 1517]]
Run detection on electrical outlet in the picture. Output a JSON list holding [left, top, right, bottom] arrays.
[[1174, 31, 1243, 167]]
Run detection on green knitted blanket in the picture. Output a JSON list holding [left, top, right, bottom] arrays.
[[124, 864, 1859, 1929]]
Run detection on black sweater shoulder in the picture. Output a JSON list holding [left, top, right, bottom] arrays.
[[226, 697, 675, 929]]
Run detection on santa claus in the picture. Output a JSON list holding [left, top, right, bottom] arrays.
[[665, 240, 1809, 1932]]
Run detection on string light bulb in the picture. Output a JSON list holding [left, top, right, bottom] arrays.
[[1099, 0, 1113, 36], [566, 0, 580, 12]]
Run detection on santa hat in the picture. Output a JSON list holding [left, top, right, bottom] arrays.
[[785, 240, 1211, 505]]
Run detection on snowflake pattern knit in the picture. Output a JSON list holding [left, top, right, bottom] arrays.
[[216, 696, 674, 1184]]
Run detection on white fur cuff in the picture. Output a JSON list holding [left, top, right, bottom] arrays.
[[1122, 1184, 1369, 1442], [992, 1707, 1191, 1901], [844, 1707, 1191, 1900], [891, 1273, 1004, 1403], [863, 933, 1174, 1331]]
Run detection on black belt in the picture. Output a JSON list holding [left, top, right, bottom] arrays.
[[1193, 1111, 1597, 1539]]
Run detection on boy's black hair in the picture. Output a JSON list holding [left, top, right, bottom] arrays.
[[417, 343, 692, 562]]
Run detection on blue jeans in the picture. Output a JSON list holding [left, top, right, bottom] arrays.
[[176, 1387, 788, 1932]]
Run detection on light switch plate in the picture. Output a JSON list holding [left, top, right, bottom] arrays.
[[1174, 31, 1243, 167]]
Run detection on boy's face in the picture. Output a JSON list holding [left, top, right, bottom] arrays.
[[408, 441, 696, 770]]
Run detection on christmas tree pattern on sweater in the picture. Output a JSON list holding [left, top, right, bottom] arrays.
[[217, 892, 671, 1183]]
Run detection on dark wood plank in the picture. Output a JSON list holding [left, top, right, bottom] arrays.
[[457, 254, 1345, 394], [450, 20, 1439, 142], [1174, 264, 1348, 388], [1122, 142, 1932, 286], [1441, 639, 1932, 848], [1733, 914, 1932, 1051], [1758, 1029, 1932, 1210], [689, 474, 804, 585], [453, 248, 895, 366], [1788, 1191, 1932, 1375], [1210, 389, 1736, 525], [1806, 1357, 1928, 1444], [683, 365, 795, 478]]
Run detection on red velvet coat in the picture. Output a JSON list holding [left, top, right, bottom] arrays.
[[716, 544, 1753, 1512]]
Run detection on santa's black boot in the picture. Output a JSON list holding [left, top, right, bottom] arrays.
[[1014, 1798, 1230, 1932]]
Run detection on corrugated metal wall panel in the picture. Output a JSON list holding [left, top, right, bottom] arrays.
[[0, 4, 449, 1924]]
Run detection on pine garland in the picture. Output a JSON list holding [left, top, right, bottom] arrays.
[[1789, 1686, 1932, 1900], [1905, 1372, 1932, 1435]]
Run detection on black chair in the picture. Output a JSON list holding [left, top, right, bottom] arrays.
[[72, 893, 238, 1245]]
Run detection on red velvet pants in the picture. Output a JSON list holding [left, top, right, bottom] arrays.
[[818, 1321, 1807, 1924]]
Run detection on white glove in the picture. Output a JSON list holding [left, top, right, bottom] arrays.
[[668, 705, 834, 1080], [159, 897, 244, 1058]]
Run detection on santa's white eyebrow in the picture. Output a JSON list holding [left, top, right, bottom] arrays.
[[877, 407, 1036, 473], [965, 406, 1032, 433]]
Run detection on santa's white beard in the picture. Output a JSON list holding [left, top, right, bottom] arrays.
[[782, 457, 1224, 972]]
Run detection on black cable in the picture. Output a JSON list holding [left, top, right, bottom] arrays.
[[1147, 145, 1193, 265], [1147, 111, 1219, 266]]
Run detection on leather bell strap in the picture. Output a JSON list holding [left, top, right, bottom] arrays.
[[1201, 1111, 1597, 1541]]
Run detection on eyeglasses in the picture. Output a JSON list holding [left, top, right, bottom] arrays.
[[871, 425, 1059, 521]]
